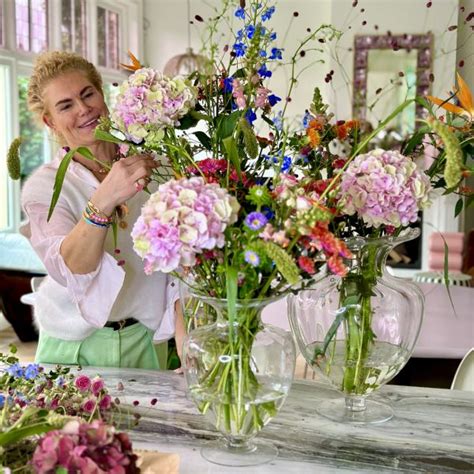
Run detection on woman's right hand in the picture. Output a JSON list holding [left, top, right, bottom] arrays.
[[90, 154, 158, 215]]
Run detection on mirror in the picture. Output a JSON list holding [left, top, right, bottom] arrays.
[[353, 33, 432, 132]]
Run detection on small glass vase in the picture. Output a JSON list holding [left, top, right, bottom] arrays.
[[181, 285, 296, 466], [288, 228, 424, 424]]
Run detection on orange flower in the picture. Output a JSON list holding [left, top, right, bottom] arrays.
[[308, 118, 324, 130], [335, 124, 348, 140], [427, 73, 473, 120], [120, 50, 143, 72], [307, 128, 321, 148], [345, 119, 359, 129]]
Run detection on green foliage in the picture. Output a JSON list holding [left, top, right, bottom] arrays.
[[6, 137, 22, 180]]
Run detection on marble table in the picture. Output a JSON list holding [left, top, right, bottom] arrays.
[[81, 367, 474, 473]]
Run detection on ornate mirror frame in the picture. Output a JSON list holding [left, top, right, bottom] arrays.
[[352, 33, 433, 123]]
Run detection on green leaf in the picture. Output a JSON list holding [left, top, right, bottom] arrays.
[[218, 111, 241, 139], [194, 131, 212, 150], [47, 148, 75, 221], [454, 198, 464, 217], [7, 137, 22, 180], [319, 307, 347, 355], [466, 194, 474, 209], [94, 128, 126, 144], [223, 136, 241, 180]]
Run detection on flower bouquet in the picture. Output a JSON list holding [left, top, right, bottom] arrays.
[[44, 0, 473, 460], [0, 348, 138, 472]]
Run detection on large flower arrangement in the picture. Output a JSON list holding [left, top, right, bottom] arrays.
[[43, 0, 472, 443], [81, 0, 473, 433]]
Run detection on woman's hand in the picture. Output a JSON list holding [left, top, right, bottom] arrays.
[[91, 154, 158, 215]]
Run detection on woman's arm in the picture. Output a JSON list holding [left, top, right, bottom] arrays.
[[60, 154, 157, 274]]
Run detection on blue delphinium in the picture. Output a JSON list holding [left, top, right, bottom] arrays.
[[261, 6, 276, 21], [268, 94, 281, 106], [235, 7, 245, 19], [269, 47, 283, 60], [245, 109, 257, 125], [281, 156, 292, 172], [272, 111, 283, 131], [258, 64, 272, 78], [233, 42, 247, 57], [223, 77, 234, 93]]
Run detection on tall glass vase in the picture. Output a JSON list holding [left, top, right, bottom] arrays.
[[181, 286, 296, 466], [288, 228, 424, 424]]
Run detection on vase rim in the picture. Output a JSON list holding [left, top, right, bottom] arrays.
[[181, 280, 288, 307], [344, 227, 420, 249]]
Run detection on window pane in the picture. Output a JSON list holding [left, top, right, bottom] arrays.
[[0, 2, 4, 47], [0, 65, 10, 229], [74, 0, 87, 56], [30, 0, 48, 53], [15, 0, 30, 51], [61, 0, 72, 51], [18, 76, 49, 185], [97, 7, 120, 69], [107, 11, 119, 69], [97, 7, 106, 67]]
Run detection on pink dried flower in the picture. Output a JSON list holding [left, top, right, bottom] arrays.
[[82, 399, 96, 413], [91, 377, 105, 396], [99, 394, 112, 410], [32, 420, 139, 474], [74, 375, 91, 392]]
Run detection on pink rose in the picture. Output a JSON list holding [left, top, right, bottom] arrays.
[[74, 375, 91, 392]]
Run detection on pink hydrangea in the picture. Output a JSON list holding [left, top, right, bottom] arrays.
[[339, 149, 431, 228], [111, 67, 197, 145], [32, 420, 138, 474], [132, 177, 240, 274]]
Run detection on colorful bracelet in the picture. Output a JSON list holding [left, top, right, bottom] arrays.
[[82, 200, 115, 228]]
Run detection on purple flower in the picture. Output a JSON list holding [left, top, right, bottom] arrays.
[[245, 212, 268, 230], [244, 250, 260, 267]]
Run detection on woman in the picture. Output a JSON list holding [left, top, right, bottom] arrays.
[[21, 51, 185, 369]]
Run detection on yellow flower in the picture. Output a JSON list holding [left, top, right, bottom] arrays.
[[427, 73, 473, 120]]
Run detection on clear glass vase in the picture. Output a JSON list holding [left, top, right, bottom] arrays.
[[181, 286, 296, 466], [288, 228, 424, 424]]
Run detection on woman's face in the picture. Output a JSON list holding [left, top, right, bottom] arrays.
[[42, 70, 108, 149]]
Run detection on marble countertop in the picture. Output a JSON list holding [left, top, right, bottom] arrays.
[[79, 367, 474, 473]]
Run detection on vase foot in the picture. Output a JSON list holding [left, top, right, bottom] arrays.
[[201, 439, 278, 466], [316, 398, 393, 424]]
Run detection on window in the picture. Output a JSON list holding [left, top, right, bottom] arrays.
[[61, 0, 87, 56], [17, 76, 50, 185], [0, 64, 12, 230], [97, 6, 120, 69], [15, 0, 48, 53]]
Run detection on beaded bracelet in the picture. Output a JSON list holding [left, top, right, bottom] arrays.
[[82, 200, 115, 228]]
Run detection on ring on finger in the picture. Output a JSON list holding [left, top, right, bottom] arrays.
[[134, 177, 147, 191]]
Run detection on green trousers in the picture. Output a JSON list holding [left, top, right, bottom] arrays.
[[35, 322, 167, 369]]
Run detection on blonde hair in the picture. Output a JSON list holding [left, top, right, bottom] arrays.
[[28, 51, 103, 121]]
